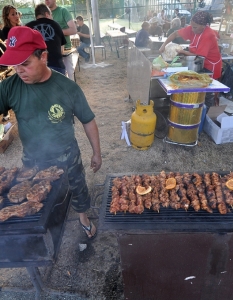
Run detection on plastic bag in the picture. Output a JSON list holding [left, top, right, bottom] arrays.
[[152, 55, 169, 69]]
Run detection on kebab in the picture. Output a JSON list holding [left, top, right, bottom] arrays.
[[175, 173, 190, 211], [211, 172, 228, 214], [193, 173, 213, 213], [158, 171, 170, 208]]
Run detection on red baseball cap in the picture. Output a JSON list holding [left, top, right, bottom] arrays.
[[0, 26, 47, 66]]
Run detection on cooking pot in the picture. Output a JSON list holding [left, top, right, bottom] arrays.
[[183, 55, 205, 72]]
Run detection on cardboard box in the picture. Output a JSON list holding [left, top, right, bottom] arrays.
[[203, 106, 233, 144], [0, 123, 16, 154]]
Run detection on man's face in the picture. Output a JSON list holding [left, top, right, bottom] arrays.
[[14, 52, 49, 84], [191, 20, 205, 34], [45, 0, 56, 10], [76, 19, 83, 27]]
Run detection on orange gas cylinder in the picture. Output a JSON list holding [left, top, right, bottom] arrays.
[[130, 100, 157, 150]]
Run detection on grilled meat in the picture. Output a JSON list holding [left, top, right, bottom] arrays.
[[0, 167, 5, 176], [0, 167, 18, 194], [26, 180, 52, 202], [33, 166, 64, 182], [16, 166, 38, 182], [0, 196, 4, 209], [0, 201, 43, 222], [8, 180, 32, 203]]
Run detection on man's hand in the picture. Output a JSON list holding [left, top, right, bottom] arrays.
[[82, 119, 102, 173], [91, 153, 102, 173], [159, 44, 166, 53]]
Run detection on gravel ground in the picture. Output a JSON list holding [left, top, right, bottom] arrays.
[[0, 46, 233, 300]]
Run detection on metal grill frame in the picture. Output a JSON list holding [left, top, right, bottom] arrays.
[[99, 172, 233, 233]]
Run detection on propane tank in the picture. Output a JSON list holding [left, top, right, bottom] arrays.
[[130, 100, 157, 150]]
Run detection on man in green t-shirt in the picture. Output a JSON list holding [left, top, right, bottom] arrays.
[[0, 26, 102, 240], [45, 0, 77, 81]]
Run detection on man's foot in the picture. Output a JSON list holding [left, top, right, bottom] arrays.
[[85, 54, 90, 63], [2, 114, 10, 122], [79, 219, 97, 240]]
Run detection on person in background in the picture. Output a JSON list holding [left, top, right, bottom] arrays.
[[167, 18, 187, 44], [45, 0, 77, 81], [26, 4, 66, 75], [135, 21, 150, 47], [144, 10, 153, 21], [0, 26, 102, 240], [2, 5, 21, 40], [148, 12, 158, 24], [1, 5, 21, 121], [173, 8, 181, 19], [159, 11, 222, 109], [76, 16, 91, 63], [18, 11, 23, 25], [149, 17, 163, 37], [180, 16, 188, 28], [157, 9, 170, 36]]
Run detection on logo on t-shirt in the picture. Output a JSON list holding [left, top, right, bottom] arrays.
[[9, 36, 17, 47], [33, 24, 55, 41], [48, 104, 65, 123]]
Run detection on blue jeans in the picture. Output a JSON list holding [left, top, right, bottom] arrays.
[[77, 42, 90, 59]]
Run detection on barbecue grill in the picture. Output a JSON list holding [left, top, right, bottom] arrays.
[[0, 172, 71, 299], [99, 172, 233, 233], [99, 172, 233, 300]]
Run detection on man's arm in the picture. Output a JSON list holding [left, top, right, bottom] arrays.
[[82, 119, 102, 173], [78, 31, 90, 39], [62, 19, 77, 36], [78, 25, 90, 39]]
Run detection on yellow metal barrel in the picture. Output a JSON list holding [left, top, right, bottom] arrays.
[[167, 92, 206, 144], [130, 100, 157, 150]]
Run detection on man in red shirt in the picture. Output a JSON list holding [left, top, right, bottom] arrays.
[[159, 11, 222, 108]]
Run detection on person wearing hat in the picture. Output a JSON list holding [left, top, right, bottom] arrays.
[[159, 11, 222, 109], [0, 26, 102, 240], [148, 17, 163, 37]]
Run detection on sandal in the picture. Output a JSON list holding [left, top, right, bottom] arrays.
[[79, 220, 97, 240]]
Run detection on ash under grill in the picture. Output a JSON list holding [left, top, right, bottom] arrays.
[[99, 172, 233, 233]]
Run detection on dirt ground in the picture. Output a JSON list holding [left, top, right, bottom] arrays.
[[0, 46, 233, 300]]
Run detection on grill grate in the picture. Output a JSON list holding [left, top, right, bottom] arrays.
[[99, 172, 233, 233]]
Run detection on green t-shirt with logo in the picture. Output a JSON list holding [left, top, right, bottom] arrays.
[[52, 6, 72, 49], [0, 71, 95, 160]]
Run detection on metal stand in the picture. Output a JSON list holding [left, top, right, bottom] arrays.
[[26, 267, 44, 300], [163, 136, 198, 147]]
